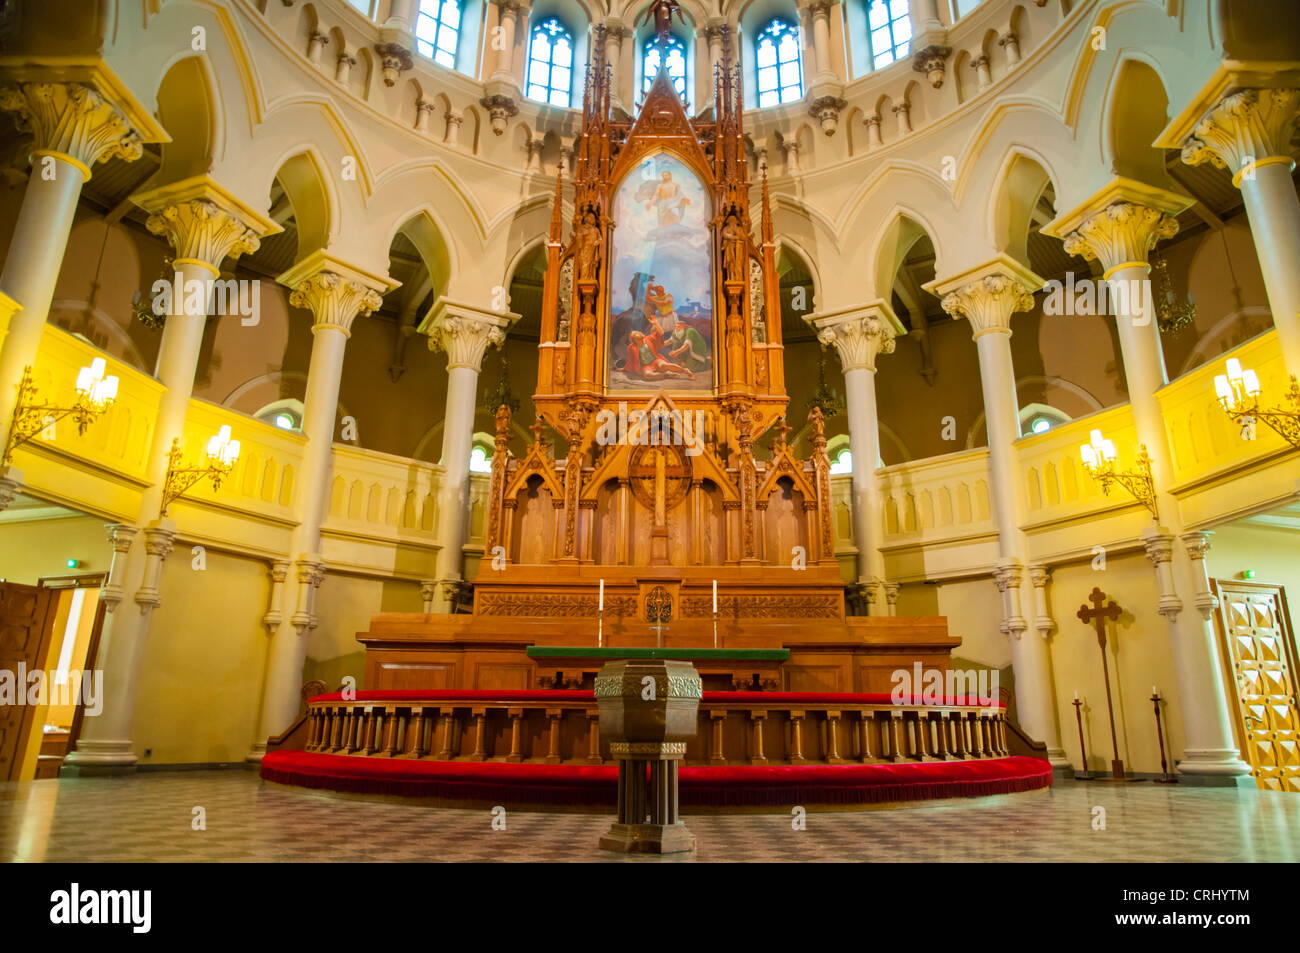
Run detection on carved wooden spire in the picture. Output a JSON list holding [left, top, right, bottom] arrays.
[[549, 162, 564, 243]]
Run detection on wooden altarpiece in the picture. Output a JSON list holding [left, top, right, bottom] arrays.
[[358, 35, 959, 693]]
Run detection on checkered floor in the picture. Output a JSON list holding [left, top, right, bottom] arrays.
[[1, 769, 1297, 862]]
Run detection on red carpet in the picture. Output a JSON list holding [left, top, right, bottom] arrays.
[[260, 750, 1050, 809]]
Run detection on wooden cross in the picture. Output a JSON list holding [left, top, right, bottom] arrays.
[[1076, 586, 1126, 780], [772, 416, 791, 453], [1077, 587, 1121, 649]]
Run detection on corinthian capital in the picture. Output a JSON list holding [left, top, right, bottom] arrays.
[[939, 274, 1036, 337], [134, 175, 280, 271], [426, 309, 510, 371], [290, 273, 383, 336], [810, 306, 898, 373], [279, 251, 394, 336], [0, 82, 143, 177], [1181, 88, 1300, 184], [146, 201, 262, 268], [1061, 202, 1179, 275]]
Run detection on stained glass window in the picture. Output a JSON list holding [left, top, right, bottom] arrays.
[[755, 19, 802, 107], [527, 17, 575, 107], [415, 0, 460, 70]]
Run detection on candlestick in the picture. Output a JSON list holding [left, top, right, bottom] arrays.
[[1151, 690, 1178, 784], [598, 578, 604, 611], [1072, 695, 1091, 781], [597, 579, 604, 648], [712, 579, 717, 614]]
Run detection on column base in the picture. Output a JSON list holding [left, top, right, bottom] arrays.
[[62, 739, 138, 775], [1176, 748, 1252, 778], [599, 822, 696, 854]]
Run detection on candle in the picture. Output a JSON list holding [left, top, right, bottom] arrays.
[[598, 578, 604, 611], [712, 579, 717, 614], [1152, 685, 1158, 696], [1073, 690, 1079, 700]]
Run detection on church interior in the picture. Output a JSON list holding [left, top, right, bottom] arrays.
[[0, 0, 1298, 874]]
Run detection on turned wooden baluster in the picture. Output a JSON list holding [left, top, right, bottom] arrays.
[[468, 708, 489, 761], [343, 708, 359, 753], [935, 712, 956, 764], [978, 712, 992, 756], [887, 711, 904, 761], [586, 712, 602, 764], [407, 706, 427, 758], [383, 707, 402, 757], [506, 708, 525, 763], [709, 710, 727, 764], [436, 706, 457, 759], [858, 711, 875, 762], [996, 712, 1009, 756], [544, 709, 562, 764], [825, 710, 844, 764], [912, 712, 929, 760], [951, 710, 968, 758], [362, 708, 379, 755], [749, 710, 768, 764], [788, 710, 807, 764], [328, 707, 344, 751]]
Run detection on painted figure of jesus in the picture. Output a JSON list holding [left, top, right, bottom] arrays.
[[645, 170, 690, 228]]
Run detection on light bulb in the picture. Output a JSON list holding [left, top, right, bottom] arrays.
[[1226, 358, 1242, 381], [1214, 374, 1232, 404], [1243, 369, 1261, 396], [75, 366, 93, 394]]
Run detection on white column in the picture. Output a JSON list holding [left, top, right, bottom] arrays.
[[254, 261, 386, 751], [806, 2, 834, 83], [910, 0, 943, 38], [810, 306, 897, 612], [68, 188, 267, 771], [0, 83, 143, 439], [936, 262, 1065, 764], [1181, 89, 1300, 378], [1061, 197, 1249, 777], [492, 1, 521, 82], [423, 304, 510, 606]]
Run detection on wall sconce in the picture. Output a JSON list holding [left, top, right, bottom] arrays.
[[1214, 358, 1300, 447], [160, 425, 241, 516], [1079, 428, 1158, 519], [3, 360, 119, 465]]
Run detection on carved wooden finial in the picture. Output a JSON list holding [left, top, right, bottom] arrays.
[[549, 162, 564, 243], [530, 415, 546, 449]]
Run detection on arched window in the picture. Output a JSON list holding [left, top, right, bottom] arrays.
[[829, 448, 853, 475], [415, 0, 461, 69], [865, 0, 911, 69], [952, 0, 982, 18], [1019, 404, 1071, 436], [755, 18, 803, 107], [642, 34, 688, 104], [469, 445, 493, 473], [527, 17, 575, 107]]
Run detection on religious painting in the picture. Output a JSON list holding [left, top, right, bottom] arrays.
[[606, 152, 714, 391]]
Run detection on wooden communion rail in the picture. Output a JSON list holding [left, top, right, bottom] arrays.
[[290, 691, 1014, 767]]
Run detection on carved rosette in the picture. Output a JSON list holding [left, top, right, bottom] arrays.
[[1061, 202, 1179, 275], [290, 272, 384, 337], [0, 82, 143, 175], [816, 314, 897, 372], [940, 274, 1036, 337], [1181, 89, 1300, 181], [146, 200, 262, 268], [427, 314, 507, 370]]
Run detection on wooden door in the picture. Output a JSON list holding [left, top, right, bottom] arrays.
[[1213, 580, 1300, 792], [0, 582, 58, 782]]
